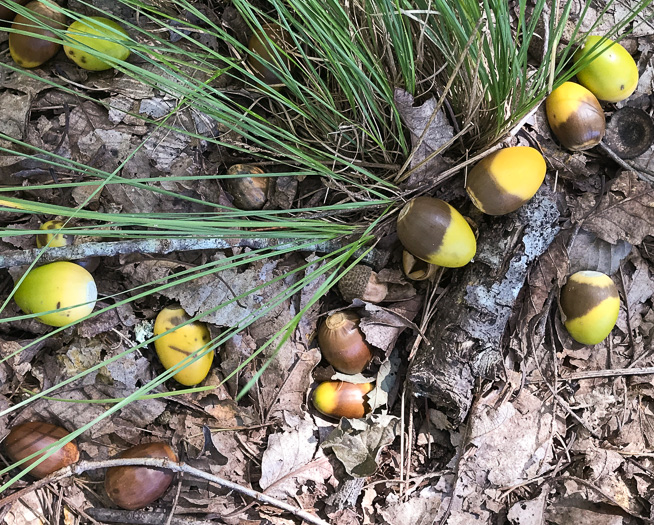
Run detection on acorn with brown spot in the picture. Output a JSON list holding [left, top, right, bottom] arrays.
[[560, 271, 620, 345], [546, 82, 605, 151], [153, 306, 213, 385]]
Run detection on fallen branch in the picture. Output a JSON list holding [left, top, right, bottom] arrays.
[[85, 508, 213, 525], [0, 458, 330, 525]]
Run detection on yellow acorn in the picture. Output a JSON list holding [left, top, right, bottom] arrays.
[[64, 16, 130, 71], [466, 146, 546, 215], [312, 381, 373, 419], [573, 36, 639, 103], [560, 271, 620, 345], [546, 82, 605, 151], [396, 197, 476, 268], [36, 220, 72, 248], [153, 306, 213, 386]]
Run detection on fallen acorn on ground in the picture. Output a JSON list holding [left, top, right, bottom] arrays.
[[318, 310, 373, 375], [64, 16, 130, 71], [312, 380, 374, 419], [9, 0, 66, 68]]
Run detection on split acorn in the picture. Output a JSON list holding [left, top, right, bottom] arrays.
[[318, 311, 373, 374], [4, 421, 79, 478], [466, 146, 546, 216], [153, 306, 213, 386], [397, 197, 476, 268], [546, 82, 605, 151], [560, 271, 620, 345], [312, 381, 373, 419]]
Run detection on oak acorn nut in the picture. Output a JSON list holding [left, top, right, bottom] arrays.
[[64, 16, 130, 71], [318, 311, 373, 374], [247, 22, 292, 85], [0, 0, 30, 24], [225, 164, 269, 210], [153, 306, 213, 386], [560, 270, 620, 345], [13, 261, 97, 326], [104, 442, 178, 510], [396, 196, 476, 267], [36, 220, 72, 248], [312, 381, 373, 419], [4, 421, 79, 478], [9, 1, 66, 68], [466, 146, 546, 216], [546, 82, 605, 151], [573, 36, 639, 103]]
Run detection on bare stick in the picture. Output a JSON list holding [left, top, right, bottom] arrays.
[[85, 508, 214, 525], [0, 458, 330, 525], [0, 237, 385, 270]]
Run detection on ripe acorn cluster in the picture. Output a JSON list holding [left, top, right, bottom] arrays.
[[3, 421, 178, 510], [395, 34, 634, 347], [13, 220, 215, 385], [4, 0, 130, 71]]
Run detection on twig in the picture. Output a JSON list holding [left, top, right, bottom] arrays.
[[598, 141, 654, 183], [559, 366, 654, 381], [85, 508, 214, 525], [0, 458, 330, 525], [0, 237, 385, 270]]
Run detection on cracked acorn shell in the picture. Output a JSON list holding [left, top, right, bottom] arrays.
[[4, 421, 79, 478], [14, 261, 97, 326], [397, 197, 476, 268], [153, 306, 213, 386], [560, 271, 620, 345], [546, 82, 605, 151], [312, 381, 373, 419], [9, 1, 66, 68], [105, 442, 178, 510], [573, 36, 638, 103], [466, 146, 546, 216], [318, 311, 373, 374], [64, 16, 130, 71]]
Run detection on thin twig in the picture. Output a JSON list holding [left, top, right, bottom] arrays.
[[0, 458, 330, 525], [85, 508, 214, 525], [0, 237, 384, 270]]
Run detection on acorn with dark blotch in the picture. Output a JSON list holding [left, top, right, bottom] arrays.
[[560, 271, 620, 345], [36, 220, 72, 248], [466, 146, 546, 216], [396, 197, 476, 268], [4, 421, 80, 478], [546, 82, 605, 151], [153, 306, 213, 386], [104, 442, 178, 510], [248, 22, 292, 85], [225, 164, 269, 210], [312, 381, 373, 419], [318, 311, 373, 374], [9, 1, 67, 68]]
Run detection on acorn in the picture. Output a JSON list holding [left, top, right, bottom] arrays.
[[104, 442, 178, 510], [36, 220, 72, 248], [224, 164, 269, 210], [13, 261, 97, 326], [247, 22, 292, 85], [318, 311, 373, 374], [402, 250, 438, 281], [153, 306, 213, 386], [573, 36, 639, 103], [9, 1, 67, 68], [64, 16, 130, 71], [396, 197, 476, 267], [337, 265, 388, 303], [603, 107, 654, 159], [466, 146, 546, 216], [560, 271, 620, 345], [546, 82, 605, 151], [4, 421, 79, 478], [312, 381, 373, 419], [0, 0, 30, 23]]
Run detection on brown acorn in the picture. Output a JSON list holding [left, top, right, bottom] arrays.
[[247, 22, 292, 85], [312, 381, 373, 419], [318, 311, 373, 374], [104, 442, 178, 510], [4, 421, 80, 478], [0, 0, 30, 23], [225, 164, 269, 210], [9, 1, 66, 68]]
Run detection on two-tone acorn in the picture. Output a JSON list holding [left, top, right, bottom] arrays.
[[105, 442, 178, 510], [4, 421, 79, 478], [396, 197, 476, 268], [466, 146, 546, 215], [312, 381, 373, 419], [573, 36, 639, 103], [560, 271, 620, 345], [9, 1, 66, 68], [546, 82, 605, 151], [36, 220, 72, 249], [318, 311, 373, 374]]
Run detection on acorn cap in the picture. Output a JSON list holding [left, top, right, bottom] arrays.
[[337, 265, 388, 303], [603, 107, 654, 159], [402, 250, 438, 281]]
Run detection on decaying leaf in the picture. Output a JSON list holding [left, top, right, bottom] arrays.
[[568, 229, 632, 276]]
